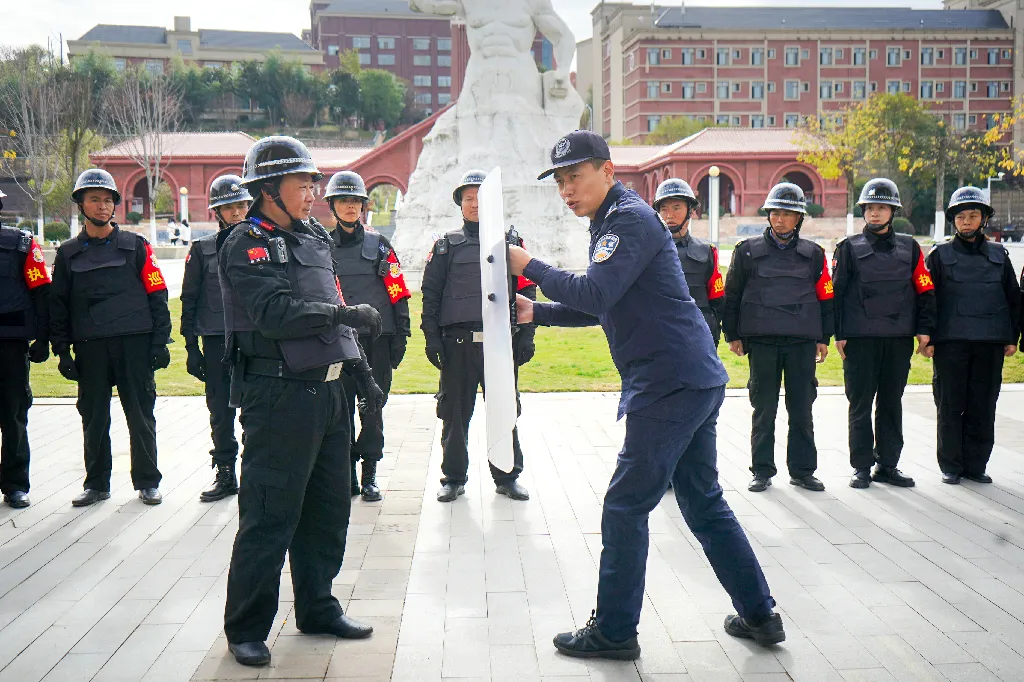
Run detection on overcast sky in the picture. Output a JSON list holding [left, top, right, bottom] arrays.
[[2, 0, 946, 57]]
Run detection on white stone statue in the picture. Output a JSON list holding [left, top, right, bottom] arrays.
[[392, 0, 590, 274]]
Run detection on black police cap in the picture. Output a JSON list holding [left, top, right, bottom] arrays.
[[538, 130, 612, 180]]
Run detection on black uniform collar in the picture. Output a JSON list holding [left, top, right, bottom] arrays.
[[674, 231, 691, 246], [590, 181, 626, 236], [862, 225, 895, 248], [335, 220, 364, 246], [954, 231, 987, 252], [249, 209, 311, 242], [462, 220, 480, 238], [763, 226, 797, 250], [78, 223, 119, 246]]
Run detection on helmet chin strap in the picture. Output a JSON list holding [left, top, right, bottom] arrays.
[[671, 215, 691, 238], [263, 180, 301, 226], [79, 204, 112, 228], [954, 213, 989, 240]]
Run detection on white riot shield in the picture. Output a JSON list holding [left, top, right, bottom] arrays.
[[478, 168, 517, 474]]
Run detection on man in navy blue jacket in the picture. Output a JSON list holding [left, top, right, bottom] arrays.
[[508, 131, 783, 660]]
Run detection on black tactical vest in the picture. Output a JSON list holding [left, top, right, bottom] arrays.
[[840, 233, 916, 338], [193, 234, 225, 337], [439, 228, 484, 327], [738, 237, 823, 340], [332, 229, 396, 336], [60, 229, 153, 342], [933, 240, 1013, 343], [675, 236, 712, 308], [0, 226, 36, 340], [220, 221, 361, 372]]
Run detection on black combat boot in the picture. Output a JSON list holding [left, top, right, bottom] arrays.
[[350, 459, 361, 496], [200, 464, 238, 502], [360, 460, 382, 502]]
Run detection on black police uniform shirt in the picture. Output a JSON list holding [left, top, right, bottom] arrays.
[[722, 227, 835, 345], [181, 234, 227, 338], [49, 225, 171, 354], [524, 181, 729, 419], [0, 227, 50, 341], [925, 233, 1021, 346], [831, 227, 936, 341], [330, 222, 411, 337]]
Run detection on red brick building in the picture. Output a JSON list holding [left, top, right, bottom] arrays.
[[586, 4, 1016, 141]]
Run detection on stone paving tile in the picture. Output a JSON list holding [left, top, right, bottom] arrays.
[[2, 391, 1024, 681]]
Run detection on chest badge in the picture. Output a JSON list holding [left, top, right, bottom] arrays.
[[593, 234, 620, 263]]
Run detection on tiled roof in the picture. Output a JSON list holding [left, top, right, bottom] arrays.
[[76, 26, 315, 52], [316, 0, 429, 16], [654, 7, 1009, 31], [77, 25, 167, 45], [663, 128, 804, 155], [93, 132, 258, 158]]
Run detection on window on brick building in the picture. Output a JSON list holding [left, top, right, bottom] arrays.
[[752, 48, 764, 66], [970, 49, 978, 59], [176, 39, 193, 55], [415, 93, 432, 105], [820, 48, 832, 65], [379, 37, 395, 49], [887, 47, 901, 66], [785, 114, 799, 128], [378, 54, 396, 66], [327, 45, 339, 56], [871, 82, 878, 92], [820, 82, 833, 99], [144, 60, 163, 75], [698, 49, 706, 59], [717, 48, 729, 65], [647, 81, 661, 98], [1003, 49, 1012, 60], [854, 48, 866, 65], [801, 49, 810, 60], [662, 82, 672, 93], [903, 50, 912, 60], [414, 75, 432, 87], [785, 47, 799, 66], [989, 48, 999, 65], [854, 81, 866, 99], [682, 48, 695, 65], [628, 52, 635, 71], [768, 115, 776, 126], [352, 36, 370, 49], [752, 115, 765, 128], [953, 114, 966, 130], [647, 115, 661, 132], [1003, 82, 1012, 92], [870, 49, 878, 60], [732, 116, 741, 125], [768, 48, 776, 60], [887, 80, 900, 94], [716, 114, 729, 125], [733, 49, 742, 60], [921, 81, 933, 99], [438, 38, 452, 51], [696, 82, 707, 93], [717, 81, 730, 99], [682, 82, 695, 99], [969, 114, 977, 125], [113, 58, 126, 72], [767, 82, 776, 93], [438, 55, 451, 67], [835, 82, 843, 93], [663, 49, 672, 60], [802, 82, 810, 92], [902, 82, 911, 93], [438, 93, 451, 105], [785, 80, 800, 100], [439, 76, 452, 88], [936, 82, 945, 93], [413, 38, 431, 50], [414, 55, 432, 66], [648, 48, 660, 65], [752, 81, 764, 99], [921, 48, 934, 65], [358, 53, 370, 65], [988, 81, 999, 97]]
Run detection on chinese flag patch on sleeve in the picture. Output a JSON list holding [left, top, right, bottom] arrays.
[[140, 242, 168, 294], [382, 249, 411, 304], [247, 246, 270, 264], [912, 250, 935, 294], [815, 252, 835, 301], [22, 238, 51, 290]]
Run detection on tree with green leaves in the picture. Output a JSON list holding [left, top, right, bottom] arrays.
[[357, 69, 405, 130], [645, 115, 721, 145]]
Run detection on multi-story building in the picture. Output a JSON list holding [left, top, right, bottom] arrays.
[[67, 16, 323, 74], [310, 0, 555, 114], [587, 4, 1015, 141]]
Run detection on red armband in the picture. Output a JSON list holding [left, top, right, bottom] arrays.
[[515, 237, 535, 290], [23, 238, 51, 289], [140, 242, 168, 294], [382, 249, 411, 304], [707, 245, 725, 300], [912, 250, 935, 294], [815, 252, 834, 301]]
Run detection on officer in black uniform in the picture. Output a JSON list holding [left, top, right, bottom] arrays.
[[0, 189, 51, 509], [325, 171, 412, 502], [927, 187, 1020, 485], [653, 178, 725, 344], [833, 179, 937, 489], [181, 174, 252, 502], [50, 169, 170, 507], [220, 137, 384, 667], [723, 183, 834, 493], [421, 170, 536, 503]]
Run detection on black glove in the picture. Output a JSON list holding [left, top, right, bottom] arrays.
[[58, 352, 80, 381], [514, 332, 536, 366], [425, 334, 444, 369], [390, 335, 408, 369], [28, 339, 49, 364], [185, 344, 206, 382], [151, 345, 171, 371], [355, 370, 386, 414], [336, 304, 382, 339]]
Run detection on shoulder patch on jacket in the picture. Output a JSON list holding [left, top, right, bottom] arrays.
[[246, 246, 271, 264], [593, 234, 620, 263]]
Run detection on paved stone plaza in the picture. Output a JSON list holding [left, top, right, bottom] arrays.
[[1, 388, 1023, 681]]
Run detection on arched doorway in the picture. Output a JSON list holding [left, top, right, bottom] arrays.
[[695, 173, 737, 217], [780, 170, 816, 207], [367, 183, 402, 240]]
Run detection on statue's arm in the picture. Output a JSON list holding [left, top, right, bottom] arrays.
[[408, 0, 461, 16], [530, 0, 575, 77]]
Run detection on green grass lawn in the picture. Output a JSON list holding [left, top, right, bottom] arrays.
[[29, 294, 1024, 397]]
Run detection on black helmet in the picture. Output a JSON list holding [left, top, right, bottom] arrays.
[[453, 170, 487, 206], [324, 171, 369, 202], [240, 136, 323, 187], [858, 178, 902, 209], [946, 186, 993, 222], [208, 174, 252, 210], [72, 169, 121, 205], [762, 182, 807, 215], [654, 178, 698, 211]]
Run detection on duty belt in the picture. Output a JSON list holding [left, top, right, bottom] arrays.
[[244, 356, 345, 382], [442, 328, 484, 343]]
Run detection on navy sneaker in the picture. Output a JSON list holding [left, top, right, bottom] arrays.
[[553, 611, 640, 660]]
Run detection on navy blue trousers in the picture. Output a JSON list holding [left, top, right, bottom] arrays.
[[596, 385, 775, 641]]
